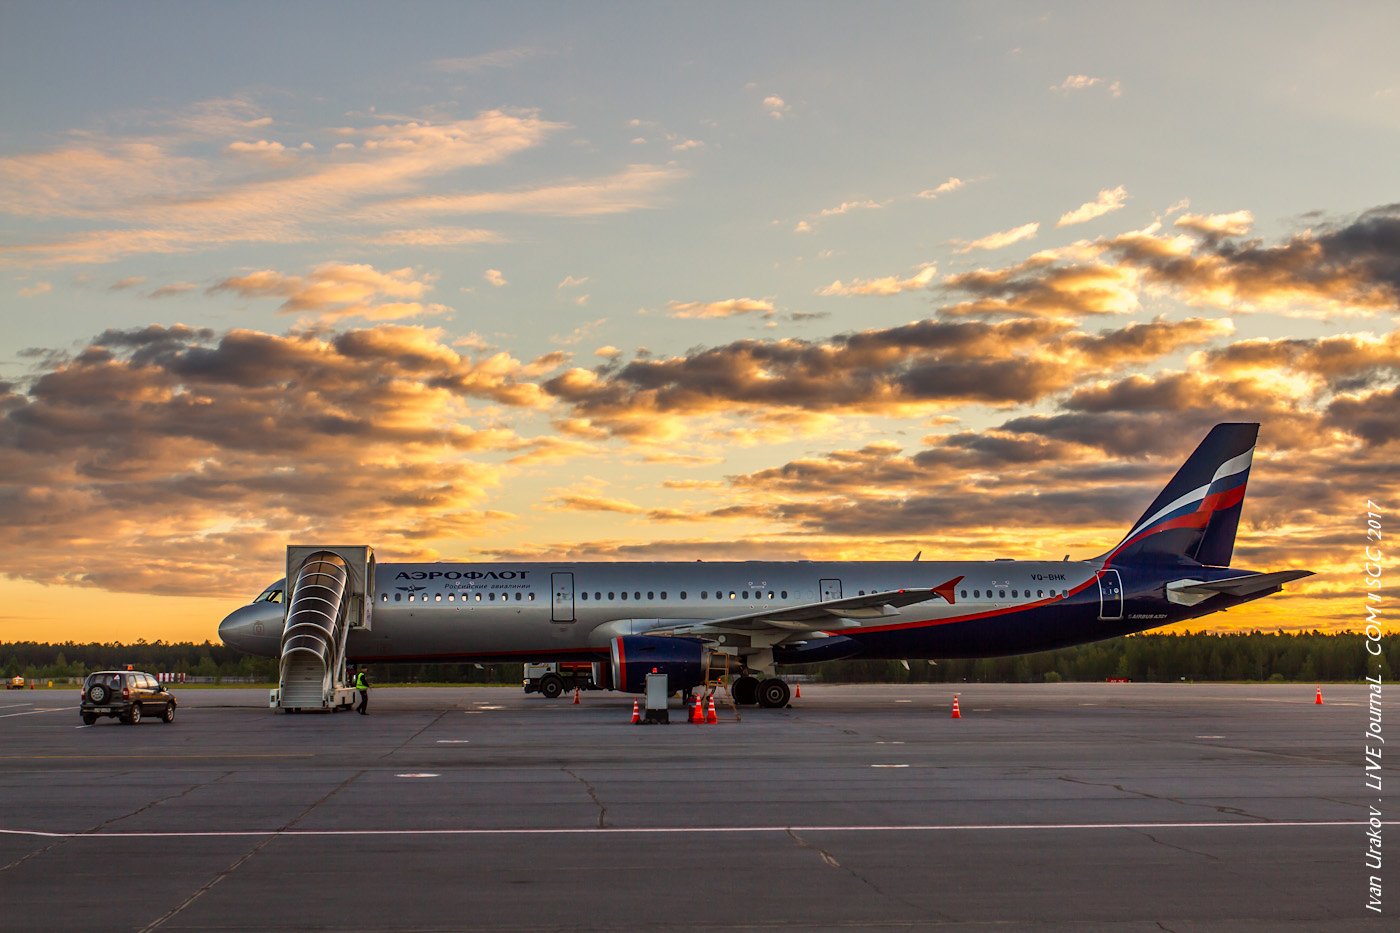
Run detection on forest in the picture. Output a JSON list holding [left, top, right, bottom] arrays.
[[2, 631, 1392, 685]]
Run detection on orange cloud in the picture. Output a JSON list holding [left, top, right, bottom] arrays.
[[209, 262, 445, 322], [667, 297, 775, 319], [817, 264, 936, 297], [955, 222, 1040, 253], [0, 323, 559, 597], [1057, 186, 1128, 227]]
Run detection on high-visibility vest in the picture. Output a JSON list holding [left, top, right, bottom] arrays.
[[356, 672, 367, 690]]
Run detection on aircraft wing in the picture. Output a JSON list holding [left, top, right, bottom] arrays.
[[654, 577, 963, 639], [1166, 569, 1312, 605]]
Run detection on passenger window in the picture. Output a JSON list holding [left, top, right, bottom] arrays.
[[781, 590, 788, 598], [1037, 589, 1043, 598], [474, 593, 482, 601], [729, 591, 736, 600], [1011, 590, 1017, 598], [660, 591, 667, 600], [742, 590, 749, 599], [529, 592, 536, 601], [999, 590, 1006, 599], [435, 594, 442, 602], [646, 591, 653, 600], [701, 591, 707, 599], [621, 592, 628, 600], [680, 591, 687, 599], [608, 592, 615, 600], [394, 593, 402, 602], [581, 592, 588, 601], [973, 589, 980, 598], [381, 594, 388, 602]]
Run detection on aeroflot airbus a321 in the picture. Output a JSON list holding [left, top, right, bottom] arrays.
[[220, 423, 1311, 708]]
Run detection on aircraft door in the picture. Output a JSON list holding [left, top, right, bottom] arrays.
[[551, 572, 575, 623], [820, 578, 843, 601], [1096, 569, 1123, 621]]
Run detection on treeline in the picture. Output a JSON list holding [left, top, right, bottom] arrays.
[[0, 641, 522, 685], [792, 632, 1397, 684], [2, 632, 1394, 685]]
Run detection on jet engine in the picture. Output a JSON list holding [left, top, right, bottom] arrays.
[[608, 635, 707, 694]]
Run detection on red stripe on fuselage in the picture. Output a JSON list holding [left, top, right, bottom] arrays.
[[844, 575, 1100, 636]]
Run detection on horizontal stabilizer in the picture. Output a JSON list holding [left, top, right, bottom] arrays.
[[1167, 570, 1313, 606]]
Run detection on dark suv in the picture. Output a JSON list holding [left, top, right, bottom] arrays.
[[80, 671, 177, 725]]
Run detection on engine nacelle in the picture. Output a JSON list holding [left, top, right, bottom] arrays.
[[608, 635, 707, 695]]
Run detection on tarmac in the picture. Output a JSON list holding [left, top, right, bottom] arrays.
[[0, 682, 1388, 930]]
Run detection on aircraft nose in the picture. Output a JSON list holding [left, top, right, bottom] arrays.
[[219, 604, 282, 657]]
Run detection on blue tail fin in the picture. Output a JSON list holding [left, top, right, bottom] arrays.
[[1102, 423, 1257, 567]]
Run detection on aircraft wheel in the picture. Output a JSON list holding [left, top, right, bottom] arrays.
[[732, 676, 759, 706], [757, 678, 790, 709]]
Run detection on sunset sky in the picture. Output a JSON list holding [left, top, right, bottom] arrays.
[[2, 3, 1396, 643]]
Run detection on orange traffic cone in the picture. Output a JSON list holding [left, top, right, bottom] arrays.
[[951, 694, 962, 719], [690, 694, 703, 723], [706, 693, 718, 724], [1315, 686, 1323, 705], [573, 687, 580, 705], [794, 683, 801, 699], [630, 699, 641, 724]]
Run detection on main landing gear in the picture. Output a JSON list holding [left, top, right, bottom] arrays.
[[731, 675, 790, 708]]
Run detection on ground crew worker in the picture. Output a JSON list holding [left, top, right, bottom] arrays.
[[355, 667, 369, 714]]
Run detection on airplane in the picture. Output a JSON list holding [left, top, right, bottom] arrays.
[[219, 422, 1312, 708]]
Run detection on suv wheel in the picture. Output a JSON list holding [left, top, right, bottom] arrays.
[[126, 704, 142, 725], [161, 703, 175, 723], [81, 713, 97, 725]]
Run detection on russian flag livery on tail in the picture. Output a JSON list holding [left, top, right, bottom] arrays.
[[1102, 423, 1256, 567], [220, 423, 1314, 710]]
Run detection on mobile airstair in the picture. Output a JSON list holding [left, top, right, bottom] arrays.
[[272, 546, 374, 712]]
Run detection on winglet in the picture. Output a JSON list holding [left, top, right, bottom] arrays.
[[933, 575, 964, 605]]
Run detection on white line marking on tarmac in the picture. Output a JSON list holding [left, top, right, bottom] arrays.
[[476, 705, 505, 710], [0, 707, 72, 719], [395, 773, 440, 779], [894, 700, 912, 703], [1, 703, 36, 710], [435, 740, 471, 744], [871, 764, 909, 768], [3, 820, 1396, 840], [1196, 735, 1226, 739]]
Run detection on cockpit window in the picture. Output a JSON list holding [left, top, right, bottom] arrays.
[[255, 580, 286, 604]]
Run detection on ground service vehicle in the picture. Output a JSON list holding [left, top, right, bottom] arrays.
[[523, 661, 604, 698], [80, 670, 177, 725], [6, 676, 23, 690]]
